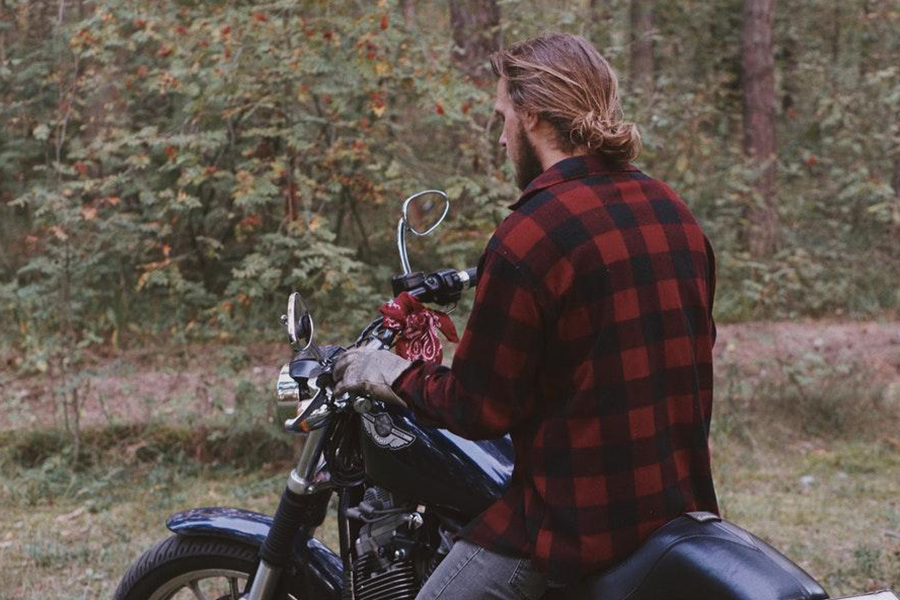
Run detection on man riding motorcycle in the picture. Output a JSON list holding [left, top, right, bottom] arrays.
[[334, 32, 719, 600]]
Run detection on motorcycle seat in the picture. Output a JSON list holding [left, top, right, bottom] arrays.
[[563, 512, 828, 600]]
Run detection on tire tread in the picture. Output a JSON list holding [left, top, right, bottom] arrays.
[[113, 535, 258, 600]]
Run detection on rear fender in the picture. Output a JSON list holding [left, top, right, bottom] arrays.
[[167, 507, 343, 599]]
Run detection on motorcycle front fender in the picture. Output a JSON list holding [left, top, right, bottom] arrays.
[[167, 507, 343, 599]]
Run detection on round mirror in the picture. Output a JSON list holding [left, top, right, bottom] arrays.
[[286, 292, 314, 351], [402, 190, 450, 236]]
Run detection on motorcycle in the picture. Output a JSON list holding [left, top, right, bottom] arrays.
[[114, 191, 897, 600]]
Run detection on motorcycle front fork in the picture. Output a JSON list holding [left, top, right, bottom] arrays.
[[246, 427, 330, 600]]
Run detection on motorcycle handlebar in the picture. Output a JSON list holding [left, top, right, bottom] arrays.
[[406, 267, 478, 304], [356, 267, 478, 351]]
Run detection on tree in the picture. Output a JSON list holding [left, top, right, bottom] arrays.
[[893, 159, 900, 217], [400, 0, 417, 28], [741, 0, 779, 257], [629, 0, 655, 94], [584, 0, 614, 51], [448, 0, 501, 87]]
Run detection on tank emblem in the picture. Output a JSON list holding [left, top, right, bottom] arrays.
[[361, 413, 415, 450]]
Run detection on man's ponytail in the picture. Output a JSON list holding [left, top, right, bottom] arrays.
[[570, 110, 641, 163]]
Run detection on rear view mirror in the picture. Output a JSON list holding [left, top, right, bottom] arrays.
[[402, 190, 450, 236], [397, 190, 450, 274], [285, 292, 314, 352]]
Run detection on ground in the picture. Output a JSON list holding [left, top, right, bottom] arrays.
[[1, 320, 898, 598]]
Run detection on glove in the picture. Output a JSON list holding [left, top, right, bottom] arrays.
[[333, 348, 411, 407]]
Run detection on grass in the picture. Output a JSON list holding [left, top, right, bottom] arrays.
[[713, 437, 900, 595], [2, 430, 896, 599], [1, 338, 899, 599], [0, 466, 289, 599]]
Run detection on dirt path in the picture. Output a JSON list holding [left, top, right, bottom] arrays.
[[1, 321, 898, 431]]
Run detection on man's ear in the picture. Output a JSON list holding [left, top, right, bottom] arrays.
[[522, 110, 540, 133]]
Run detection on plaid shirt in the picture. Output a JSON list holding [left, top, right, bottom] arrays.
[[393, 154, 718, 583]]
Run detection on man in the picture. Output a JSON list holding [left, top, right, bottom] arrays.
[[334, 33, 718, 600]]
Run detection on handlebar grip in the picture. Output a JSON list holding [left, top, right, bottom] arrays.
[[462, 267, 478, 288], [408, 267, 478, 304]]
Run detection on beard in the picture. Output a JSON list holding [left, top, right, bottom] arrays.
[[512, 123, 544, 191]]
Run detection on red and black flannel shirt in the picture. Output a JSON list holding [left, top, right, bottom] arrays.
[[393, 154, 718, 583]]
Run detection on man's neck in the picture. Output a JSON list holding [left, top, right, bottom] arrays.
[[539, 148, 585, 171]]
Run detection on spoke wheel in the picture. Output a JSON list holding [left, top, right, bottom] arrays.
[[146, 568, 248, 600], [114, 535, 301, 600]]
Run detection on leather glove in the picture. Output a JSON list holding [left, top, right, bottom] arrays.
[[333, 348, 411, 407]]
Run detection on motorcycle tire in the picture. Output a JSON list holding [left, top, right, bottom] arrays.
[[113, 534, 301, 600]]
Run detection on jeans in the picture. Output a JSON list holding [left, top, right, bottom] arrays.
[[416, 540, 549, 600]]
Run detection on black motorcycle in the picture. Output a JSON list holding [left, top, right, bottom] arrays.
[[114, 192, 896, 600]]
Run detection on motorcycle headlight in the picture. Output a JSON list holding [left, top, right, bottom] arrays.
[[276, 363, 300, 402]]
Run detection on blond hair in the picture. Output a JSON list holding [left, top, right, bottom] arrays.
[[490, 34, 641, 164]]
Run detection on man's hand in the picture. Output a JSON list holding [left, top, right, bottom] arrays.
[[333, 348, 411, 407]]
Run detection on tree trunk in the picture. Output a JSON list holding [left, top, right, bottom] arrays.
[[448, 0, 500, 88], [628, 0, 654, 94], [400, 0, 416, 28], [585, 0, 613, 50], [892, 160, 900, 205], [741, 0, 779, 258]]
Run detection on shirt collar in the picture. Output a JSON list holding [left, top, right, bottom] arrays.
[[508, 154, 637, 210]]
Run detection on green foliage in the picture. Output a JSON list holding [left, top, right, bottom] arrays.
[[0, 0, 499, 366], [1, 0, 899, 370]]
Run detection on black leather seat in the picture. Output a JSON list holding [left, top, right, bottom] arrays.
[[560, 512, 828, 600]]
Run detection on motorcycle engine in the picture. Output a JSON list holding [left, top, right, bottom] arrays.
[[345, 487, 425, 600]]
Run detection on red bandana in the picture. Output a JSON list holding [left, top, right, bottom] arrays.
[[380, 292, 459, 363]]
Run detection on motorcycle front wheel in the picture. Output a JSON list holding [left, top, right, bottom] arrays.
[[113, 535, 301, 600]]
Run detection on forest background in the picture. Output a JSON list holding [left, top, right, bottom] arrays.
[[1, 0, 899, 598]]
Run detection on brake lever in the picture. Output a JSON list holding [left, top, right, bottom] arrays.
[[284, 369, 333, 433]]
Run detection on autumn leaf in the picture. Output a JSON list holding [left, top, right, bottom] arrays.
[[240, 214, 262, 229], [49, 226, 68, 241], [375, 62, 391, 76], [136, 259, 173, 290]]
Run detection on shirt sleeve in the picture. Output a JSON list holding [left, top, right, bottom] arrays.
[[392, 249, 545, 440], [704, 235, 717, 346]]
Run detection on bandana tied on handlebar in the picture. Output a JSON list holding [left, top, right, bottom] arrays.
[[380, 292, 459, 364]]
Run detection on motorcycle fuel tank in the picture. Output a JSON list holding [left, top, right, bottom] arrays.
[[358, 406, 514, 517]]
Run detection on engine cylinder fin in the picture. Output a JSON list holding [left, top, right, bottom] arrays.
[[352, 553, 419, 600]]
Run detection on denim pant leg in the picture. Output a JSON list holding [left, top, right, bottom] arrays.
[[415, 540, 548, 600]]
